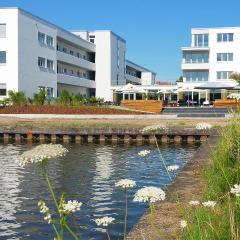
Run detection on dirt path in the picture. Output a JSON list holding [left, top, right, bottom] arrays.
[[127, 136, 219, 240]]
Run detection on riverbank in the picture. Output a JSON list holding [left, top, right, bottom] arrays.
[[0, 115, 228, 129], [127, 134, 220, 240]]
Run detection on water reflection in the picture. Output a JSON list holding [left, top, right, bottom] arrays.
[[0, 143, 199, 240]]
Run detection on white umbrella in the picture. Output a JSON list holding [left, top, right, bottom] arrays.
[[115, 83, 140, 93], [227, 93, 240, 100]]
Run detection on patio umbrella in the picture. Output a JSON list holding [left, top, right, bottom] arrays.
[[194, 83, 235, 90], [227, 93, 240, 100]]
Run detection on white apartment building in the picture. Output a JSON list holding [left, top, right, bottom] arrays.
[[180, 27, 239, 103], [0, 7, 156, 101]]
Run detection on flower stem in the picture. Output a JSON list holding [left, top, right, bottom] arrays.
[[154, 135, 172, 181], [124, 188, 128, 240], [65, 222, 79, 240]]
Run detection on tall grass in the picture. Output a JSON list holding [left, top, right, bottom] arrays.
[[182, 115, 240, 240]]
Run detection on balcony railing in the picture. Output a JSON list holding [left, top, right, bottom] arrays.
[[57, 73, 96, 88]]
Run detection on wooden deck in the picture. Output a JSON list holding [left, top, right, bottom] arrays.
[[120, 100, 163, 113], [214, 99, 240, 108]]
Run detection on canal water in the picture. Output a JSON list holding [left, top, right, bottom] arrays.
[[0, 143, 199, 240]]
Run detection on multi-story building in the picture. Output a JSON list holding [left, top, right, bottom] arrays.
[[0, 7, 156, 101], [180, 27, 239, 103]]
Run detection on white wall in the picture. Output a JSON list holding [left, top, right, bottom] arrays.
[[18, 9, 58, 97], [0, 8, 19, 99]]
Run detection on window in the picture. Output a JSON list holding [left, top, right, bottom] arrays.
[[185, 71, 209, 82], [77, 52, 80, 58], [0, 51, 6, 64], [0, 24, 6, 38], [89, 35, 95, 43], [38, 57, 46, 68], [0, 83, 6, 96], [70, 50, 74, 55], [193, 34, 209, 47], [38, 32, 45, 44], [63, 47, 67, 53], [47, 60, 54, 70], [217, 33, 234, 42], [217, 53, 233, 61], [46, 35, 54, 46], [46, 87, 54, 98], [63, 68, 67, 73], [70, 69, 74, 75], [216, 71, 233, 80], [184, 52, 209, 63]]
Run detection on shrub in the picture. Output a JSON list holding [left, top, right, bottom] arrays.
[[57, 90, 72, 105], [8, 90, 27, 106], [31, 89, 46, 105]]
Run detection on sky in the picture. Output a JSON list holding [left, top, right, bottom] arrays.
[[1, 0, 240, 82]]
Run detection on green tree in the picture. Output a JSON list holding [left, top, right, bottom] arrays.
[[230, 72, 240, 84], [176, 75, 183, 83]]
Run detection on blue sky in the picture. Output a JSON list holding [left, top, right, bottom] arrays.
[[1, 0, 240, 82]]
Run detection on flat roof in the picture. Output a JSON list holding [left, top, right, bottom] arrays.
[[126, 60, 156, 74]]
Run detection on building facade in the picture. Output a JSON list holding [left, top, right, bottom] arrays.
[[180, 27, 239, 102], [0, 8, 156, 101]]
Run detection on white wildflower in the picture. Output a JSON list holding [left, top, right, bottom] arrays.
[[115, 179, 136, 189], [230, 184, 240, 197], [180, 220, 187, 229], [196, 123, 212, 130], [133, 186, 166, 203], [19, 144, 68, 166], [142, 125, 168, 133], [202, 201, 216, 208], [138, 150, 151, 157], [189, 200, 200, 206], [61, 200, 82, 214], [95, 216, 115, 227], [166, 165, 179, 172], [38, 200, 52, 224]]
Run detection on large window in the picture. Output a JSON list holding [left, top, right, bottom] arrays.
[[0, 51, 6, 64], [185, 71, 209, 82], [184, 52, 209, 63], [217, 33, 234, 42], [194, 34, 209, 47], [0, 83, 6, 96], [38, 57, 46, 68], [47, 59, 54, 70], [46, 35, 54, 46], [217, 71, 233, 80], [217, 53, 233, 61], [38, 32, 45, 44], [0, 24, 6, 38]]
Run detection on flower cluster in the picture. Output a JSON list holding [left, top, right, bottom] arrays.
[[142, 125, 168, 133], [202, 201, 216, 208], [38, 200, 52, 224], [180, 220, 187, 229], [133, 186, 166, 203], [196, 123, 212, 130], [138, 150, 151, 157], [166, 165, 179, 172], [95, 216, 115, 227], [19, 144, 68, 166], [61, 200, 82, 215], [189, 200, 200, 206], [115, 179, 136, 189], [230, 184, 240, 197]]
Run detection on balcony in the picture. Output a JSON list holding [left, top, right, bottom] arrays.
[[57, 50, 96, 71], [182, 61, 209, 70], [57, 73, 96, 88], [126, 74, 142, 84], [182, 46, 210, 51]]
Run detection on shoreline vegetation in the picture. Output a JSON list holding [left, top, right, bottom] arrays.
[[128, 114, 240, 240]]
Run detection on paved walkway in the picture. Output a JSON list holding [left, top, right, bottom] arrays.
[[0, 114, 231, 120]]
